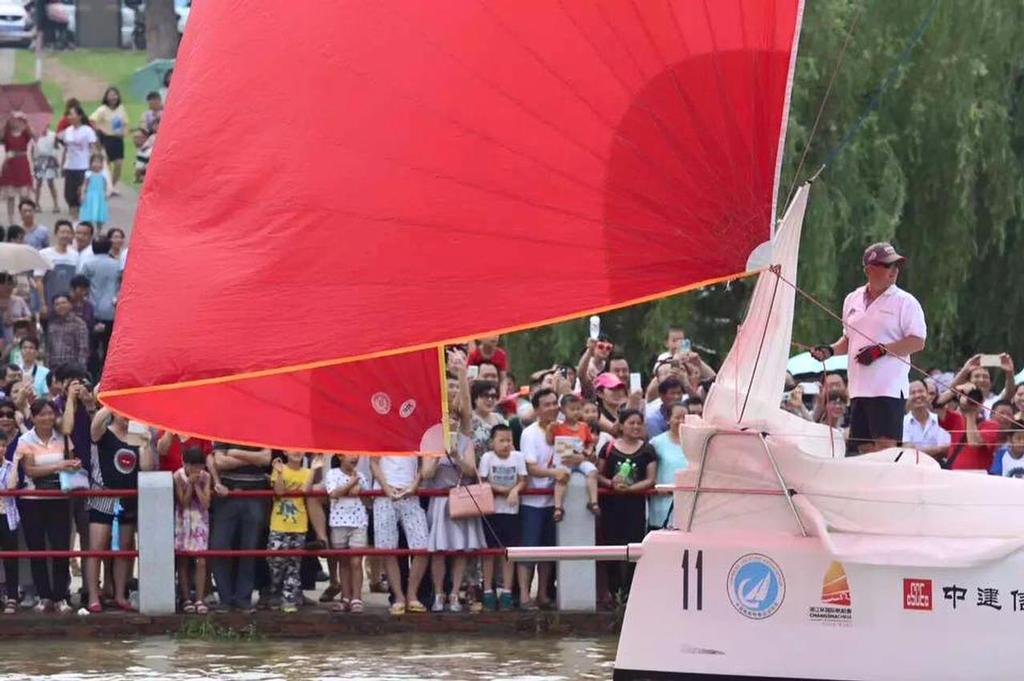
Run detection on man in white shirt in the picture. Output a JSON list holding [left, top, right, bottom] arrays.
[[902, 380, 950, 461], [812, 243, 926, 454], [519, 387, 566, 609], [73, 222, 95, 272]]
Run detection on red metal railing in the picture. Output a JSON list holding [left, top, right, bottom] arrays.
[[0, 485, 664, 560]]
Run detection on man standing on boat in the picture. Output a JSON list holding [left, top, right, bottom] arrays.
[[810, 242, 926, 454]]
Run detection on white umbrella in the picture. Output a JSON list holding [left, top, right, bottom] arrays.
[[787, 351, 848, 377], [0, 243, 52, 273]]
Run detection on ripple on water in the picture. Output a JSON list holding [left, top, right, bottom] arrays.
[[0, 636, 617, 680]]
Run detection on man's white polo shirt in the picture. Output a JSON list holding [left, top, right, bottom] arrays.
[[842, 284, 926, 399], [902, 410, 950, 449]]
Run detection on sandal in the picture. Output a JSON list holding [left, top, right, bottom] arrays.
[[552, 506, 564, 523], [586, 502, 602, 517], [349, 599, 364, 614], [319, 584, 341, 603], [388, 602, 406, 616], [87, 601, 103, 614], [331, 600, 348, 613], [195, 602, 209, 615], [407, 600, 427, 614], [182, 601, 196, 614], [115, 600, 137, 612]]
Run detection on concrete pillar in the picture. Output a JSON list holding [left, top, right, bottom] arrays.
[[137, 471, 175, 615], [555, 472, 596, 611]]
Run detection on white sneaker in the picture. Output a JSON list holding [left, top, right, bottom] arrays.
[[448, 594, 463, 613], [431, 595, 445, 613], [55, 599, 73, 614], [33, 599, 51, 613]]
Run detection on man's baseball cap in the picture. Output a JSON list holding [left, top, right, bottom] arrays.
[[863, 242, 906, 267], [594, 372, 626, 391]]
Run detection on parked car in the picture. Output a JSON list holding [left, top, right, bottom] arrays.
[[0, 1, 35, 48]]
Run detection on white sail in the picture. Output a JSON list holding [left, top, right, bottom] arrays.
[[702, 184, 843, 457]]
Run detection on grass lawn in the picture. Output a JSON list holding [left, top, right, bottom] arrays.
[[13, 48, 155, 185], [54, 49, 149, 91]]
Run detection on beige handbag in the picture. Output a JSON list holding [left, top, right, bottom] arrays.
[[445, 433, 494, 518], [448, 482, 495, 519]]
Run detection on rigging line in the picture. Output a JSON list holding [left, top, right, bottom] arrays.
[[738, 265, 783, 423], [783, 3, 863, 211], [774, 270, 1023, 426], [813, 0, 941, 177]]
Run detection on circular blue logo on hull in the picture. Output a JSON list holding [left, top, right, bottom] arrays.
[[727, 553, 785, 620]]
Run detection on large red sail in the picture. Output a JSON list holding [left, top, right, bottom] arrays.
[[100, 0, 804, 453]]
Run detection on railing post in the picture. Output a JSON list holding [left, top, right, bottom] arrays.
[[555, 472, 596, 611], [137, 471, 176, 615]]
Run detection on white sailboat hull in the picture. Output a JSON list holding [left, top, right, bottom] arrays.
[[615, 528, 1021, 680]]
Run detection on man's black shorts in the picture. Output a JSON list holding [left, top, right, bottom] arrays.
[[848, 396, 904, 453]]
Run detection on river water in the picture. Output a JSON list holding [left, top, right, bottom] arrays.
[[0, 636, 618, 680]]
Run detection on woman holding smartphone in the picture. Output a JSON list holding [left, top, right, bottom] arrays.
[[17, 398, 79, 613]]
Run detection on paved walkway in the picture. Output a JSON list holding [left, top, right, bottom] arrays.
[[0, 47, 13, 82]]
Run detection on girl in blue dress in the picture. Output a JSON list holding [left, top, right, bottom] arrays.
[[79, 154, 109, 227]]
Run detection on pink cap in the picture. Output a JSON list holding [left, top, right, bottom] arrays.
[[593, 372, 626, 391]]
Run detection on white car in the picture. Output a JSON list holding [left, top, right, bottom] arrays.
[[0, 1, 35, 48]]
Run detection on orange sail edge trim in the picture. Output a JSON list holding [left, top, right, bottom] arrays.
[[99, 268, 765, 402], [95, 395, 446, 457]]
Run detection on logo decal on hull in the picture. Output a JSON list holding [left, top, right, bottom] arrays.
[[904, 578, 933, 611], [727, 553, 785, 620], [809, 562, 853, 625]]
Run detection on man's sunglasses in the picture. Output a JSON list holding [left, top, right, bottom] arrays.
[[0, 410, 15, 418], [482, 393, 498, 399]]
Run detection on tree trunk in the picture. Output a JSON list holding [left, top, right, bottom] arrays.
[[146, 0, 178, 60]]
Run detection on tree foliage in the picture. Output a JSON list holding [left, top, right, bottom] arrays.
[[507, 0, 1024, 381]]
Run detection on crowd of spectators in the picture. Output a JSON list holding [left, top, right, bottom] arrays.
[[0, 322, 705, 615], [4, 280, 1018, 619], [783, 352, 1024, 474]]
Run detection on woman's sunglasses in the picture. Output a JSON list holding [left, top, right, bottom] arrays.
[[0, 410, 15, 418], [596, 342, 613, 351]]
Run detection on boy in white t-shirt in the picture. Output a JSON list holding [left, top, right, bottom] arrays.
[[478, 424, 526, 610], [324, 454, 369, 613]]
